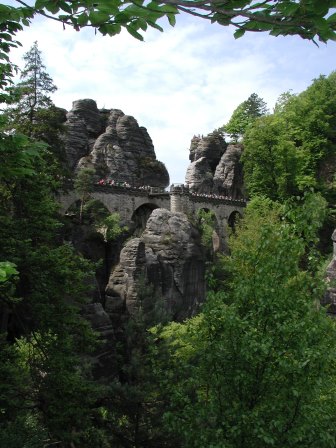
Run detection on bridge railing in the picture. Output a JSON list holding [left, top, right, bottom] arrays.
[[93, 181, 247, 206]]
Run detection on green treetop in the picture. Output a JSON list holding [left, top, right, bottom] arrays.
[[1, 0, 336, 101], [10, 41, 57, 126], [220, 93, 268, 142], [243, 72, 336, 202]]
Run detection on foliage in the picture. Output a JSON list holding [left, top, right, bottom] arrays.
[[1, 1, 336, 102], [0, 117, 104, 446], [243, 72, 336, 202], [74, 167, 96, 223], [103, 212, 128, 242], [197, 208, 217, 252], [0, 261, 18, 283], [7, 41, 57, 127], [4, 44, 68, 180], [100, 279, 173, 447], [156, 198, 336, 448], [221, 93, 268, 141]]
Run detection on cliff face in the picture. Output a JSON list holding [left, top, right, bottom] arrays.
[[105, 209, 206, 323], [322, 229, 336, 315], [185, 132, 245, 198], [63, 99, 169, 188]]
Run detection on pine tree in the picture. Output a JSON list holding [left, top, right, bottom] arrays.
[[221, 93, 268, 141], [14, 41, 57, 127]]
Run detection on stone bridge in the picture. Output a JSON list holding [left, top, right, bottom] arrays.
[[57, 183, 246, 244]]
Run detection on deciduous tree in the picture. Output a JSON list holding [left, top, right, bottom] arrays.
[[156, 196, 336, 448], [243, 72, 336, 202]]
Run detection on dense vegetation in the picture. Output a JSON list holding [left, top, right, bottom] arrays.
[[1, 7, 336, 448]]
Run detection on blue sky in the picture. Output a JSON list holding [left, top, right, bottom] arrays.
[[10, 12, 336, 184]]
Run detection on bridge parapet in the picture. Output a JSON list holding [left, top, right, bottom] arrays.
[[189, 192, 247, 207], [169, 183, 247, 214], [57, 182, 247, 248]]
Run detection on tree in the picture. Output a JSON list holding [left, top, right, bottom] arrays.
[[156, 196, 336, 448], [221, 93, 268, 141], [9, 41, 57, 128], [243, 72, 336, 202], [0, 118, 105, 446], [74, 167, 96, 224]]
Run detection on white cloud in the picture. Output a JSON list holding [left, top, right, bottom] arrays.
[[10, 14, 336, 183]]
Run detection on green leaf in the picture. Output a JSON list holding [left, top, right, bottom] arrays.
[[147, 20, 163, 32], [234, 28, 245, 39], [158, 4, 178, 13], [45, 2, 60, 14], [0, 261, 18, 283], [114, 11, 132, 24], [96, 2, 119, 15], [99, 23, 121, 36], [327, 12, 336, 23], [167, 13, 176, 26], [126, 25, 144, 40], [89, 10, 110, 25], [34, 0, 50, 9], [133, 18, 147, 31], [58, 0, 73, 14], [77, 12, 89, 26]]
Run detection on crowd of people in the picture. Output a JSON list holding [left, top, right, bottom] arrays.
[[96, 179, 152, 191], [189, 191, 246, 202], [95, 179, 246, 202]]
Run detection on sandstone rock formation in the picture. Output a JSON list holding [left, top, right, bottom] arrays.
[[64, 99, 102, 170], [189, 133, 225, 171], [185, 132, 244, 198], [63, 99, 169, 187], [213, 144, 244, 198], [105, 209, 205, 323], [322, 229, 336, 315], [185, 157, 214, 193]]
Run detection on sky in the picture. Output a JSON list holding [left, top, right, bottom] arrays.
[[9, 11, 336, 184]]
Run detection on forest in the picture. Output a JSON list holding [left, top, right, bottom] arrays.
[[1, 1, 336, 448]]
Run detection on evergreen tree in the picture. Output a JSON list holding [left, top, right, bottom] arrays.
[[5, 42, 68, 178], [0, 118, 105, 447], [12, 41, 57, 127], [220, 93, 268, 141]]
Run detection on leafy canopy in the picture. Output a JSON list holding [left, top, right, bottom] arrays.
[[1, 0, 336, 96], [243, 72, 336, 202], [156, 195, 336, 448]]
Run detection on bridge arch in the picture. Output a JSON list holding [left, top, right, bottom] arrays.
[[196, 207, 221, 254], [228, 210, 242, 232], [131, 203, 160, 235], [57, 186, 246, 248]]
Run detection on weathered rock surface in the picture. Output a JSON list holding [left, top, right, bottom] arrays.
[[191, 133, 225, 171], [63, 99, 169, 187], [213, 144, 244, 198], [63, 99, 102, 170], [185, 132, 244, 198], [185, 157, 214, 194], [322, 229, 336, 315], [105, 209, 205, 322]]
